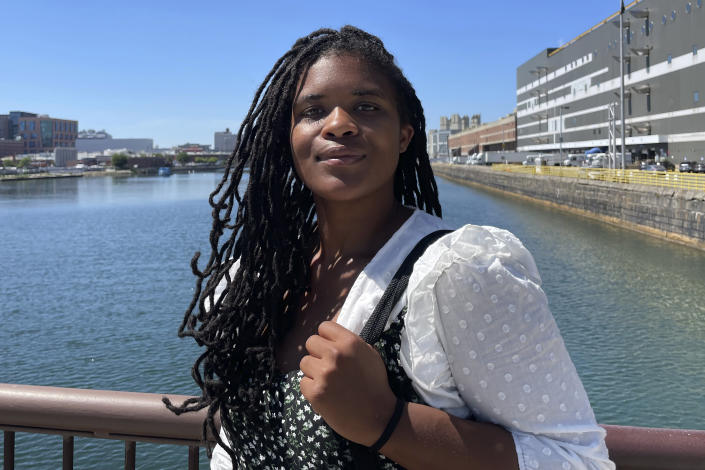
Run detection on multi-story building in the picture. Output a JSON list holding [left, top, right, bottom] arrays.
[[448, 113, 517, 155], [76, 129, 153, 154], [0, 111, 78, 154], [214, 128, 237, 153], [427, 114, 472, 158], [516, 0, 705, 162]]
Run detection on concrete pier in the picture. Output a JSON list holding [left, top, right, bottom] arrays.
[[433, 163, 705, 252]]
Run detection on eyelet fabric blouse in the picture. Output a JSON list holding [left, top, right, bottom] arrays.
[[211, 209, 614, 469]]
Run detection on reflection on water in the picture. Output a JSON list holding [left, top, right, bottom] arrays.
[[0, 176, 80, 205]]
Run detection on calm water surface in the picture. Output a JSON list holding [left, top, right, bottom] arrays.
[[1, 172, 704, 468]]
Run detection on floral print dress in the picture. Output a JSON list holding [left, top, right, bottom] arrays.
[[223, 309, 432, 470]]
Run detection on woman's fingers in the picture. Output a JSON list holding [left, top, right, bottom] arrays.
[[304, 333, 328, 358]]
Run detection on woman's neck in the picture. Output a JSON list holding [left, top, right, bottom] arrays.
[[314, 192, 413, 266]]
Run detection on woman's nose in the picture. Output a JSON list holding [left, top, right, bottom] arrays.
[[322, 107, 358, 138]]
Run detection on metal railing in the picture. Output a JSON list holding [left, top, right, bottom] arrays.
[[0, 383, 211, 470], [2, 383, 705, 469], [490, 164, 705, 192]]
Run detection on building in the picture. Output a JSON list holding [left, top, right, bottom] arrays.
[[515, 0, 705, 162], [427, 114, 473, 158], [0, 111, 78, 154], [448, 113, 517, 155], [214, 128, 237, 153], [0, 139, 24, 158], [175, 143, 210, 153], [76, 130, 153, 154], [54, 147, 78, 167]]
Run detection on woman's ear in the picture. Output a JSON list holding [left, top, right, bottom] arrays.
[[399, 124, 414, 154]]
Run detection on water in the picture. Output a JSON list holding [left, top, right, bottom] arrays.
[[1, 172, 704, 468]]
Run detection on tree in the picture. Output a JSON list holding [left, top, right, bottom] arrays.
[[112, 153, 129, 170], [17, 157, 32, 168], [176, 152, 190, 165]]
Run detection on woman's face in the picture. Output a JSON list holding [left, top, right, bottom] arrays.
[[290, 54, 413, 204]]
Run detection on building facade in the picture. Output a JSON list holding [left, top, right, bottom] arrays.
[[0, 111, 78, 154], [448, 113, 517, 155], [516, 0, 705, 162], [54, 147, 78, 167], [427, 114, 473, 158], [76, 130, 153, 154], [214, 128, 237, 153]]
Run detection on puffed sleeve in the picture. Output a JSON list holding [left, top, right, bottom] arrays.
[[400, 225, 614, 470]]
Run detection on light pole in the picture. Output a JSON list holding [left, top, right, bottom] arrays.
[[619, 0, 626, 170], [559, 105, 570, 162]]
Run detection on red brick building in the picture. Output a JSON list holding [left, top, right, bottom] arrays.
[[448, 113, 517, 155], [0, 111, 78, 155]]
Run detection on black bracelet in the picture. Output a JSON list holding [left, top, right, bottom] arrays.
[[369, 397, 405, 452]]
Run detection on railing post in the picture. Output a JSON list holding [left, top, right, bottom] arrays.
[[62, 435, 74, 470], [125, 440, 136, 470], [4, 431, 15, 470], [188, 446, 199, 470]]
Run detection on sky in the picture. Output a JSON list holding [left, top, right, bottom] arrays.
[[2, 1, 623, 148]]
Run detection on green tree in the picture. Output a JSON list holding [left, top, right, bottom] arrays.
[[176, 152, 190, 165], [112, 153, 129, 170], [17, 157, 32, 168]]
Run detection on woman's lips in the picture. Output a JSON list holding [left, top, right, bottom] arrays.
[[317, 154, 366, 165], [316, 148, 366, 166]]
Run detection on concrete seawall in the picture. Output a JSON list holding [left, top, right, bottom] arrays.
[[432, 163, 705, 252]]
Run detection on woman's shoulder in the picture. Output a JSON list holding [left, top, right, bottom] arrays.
[[409, 221, 541, 296]]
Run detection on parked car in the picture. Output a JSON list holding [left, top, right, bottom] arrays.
[[693, 162, 705, 173], [563, 154, 586, 167], [644, 164, 667, 172], [522, 155, 538, 166], [679, 161, 696, 172]]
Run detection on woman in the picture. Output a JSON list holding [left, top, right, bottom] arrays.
[[166, 26, 613, 469]]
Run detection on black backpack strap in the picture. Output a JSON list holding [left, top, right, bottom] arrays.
[[359, 228, 453, 345], [351, 228, 452, 468]]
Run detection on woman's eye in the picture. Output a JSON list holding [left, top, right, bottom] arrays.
[[301, 107, 323, 119], [356, 103, 378, 112]]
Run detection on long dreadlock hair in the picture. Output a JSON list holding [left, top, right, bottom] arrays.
[[164, 25, 442, 460]]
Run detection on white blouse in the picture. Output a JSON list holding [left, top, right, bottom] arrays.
[[211, 209, 614, 469]]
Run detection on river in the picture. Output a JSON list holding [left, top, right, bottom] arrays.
[[1, 172, 704, 468]]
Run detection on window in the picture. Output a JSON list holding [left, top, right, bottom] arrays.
[[647, 93, 651, 113], [29, 121, 35, 131], [696, 91, 700, 103], [19, 121, 25, 131], [628, 95, 632, 115], [668, 54, 672, 64]]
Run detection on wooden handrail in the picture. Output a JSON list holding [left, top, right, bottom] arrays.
[[2, 383, 705, 469]]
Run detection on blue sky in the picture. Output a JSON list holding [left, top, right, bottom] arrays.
[[3, 1, 621, 148]]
